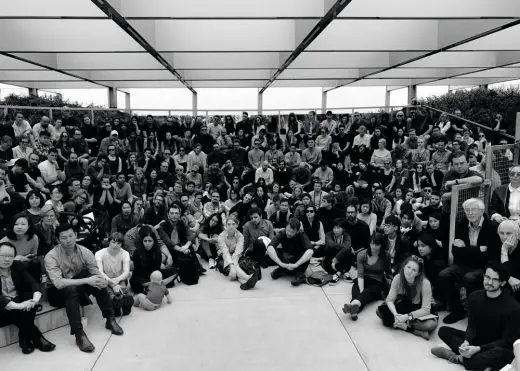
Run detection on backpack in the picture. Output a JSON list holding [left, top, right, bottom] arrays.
[[305, 260, 333, 287], [177, 253, 200, 285]]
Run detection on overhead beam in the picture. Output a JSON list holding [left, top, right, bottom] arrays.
[[0, 52, 110, 88], [90, 0, 196, 94], [325, 18, 520, 92], [259, 0, 353, 93]]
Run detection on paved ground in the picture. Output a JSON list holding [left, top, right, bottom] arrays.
[[1, 266, 466, 371]]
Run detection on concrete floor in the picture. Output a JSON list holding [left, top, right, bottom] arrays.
[[1, 266, 466, 371]]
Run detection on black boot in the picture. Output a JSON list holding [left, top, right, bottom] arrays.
[[105, 317, 124, 335], [75, 330, 95, 353], [121, 295, 134, 316], [32, 327, 56, 352], [19, 339, 34, 354]]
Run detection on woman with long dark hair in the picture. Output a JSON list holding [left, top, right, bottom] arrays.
[[376, 255, 438, 340], [25, 190, 45, 226], [343, 232, 390, 321], [198, 213, 224, 269], [130, 226, 178, 294]]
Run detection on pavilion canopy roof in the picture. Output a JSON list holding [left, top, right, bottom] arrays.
[[0, 0, 520, 93]]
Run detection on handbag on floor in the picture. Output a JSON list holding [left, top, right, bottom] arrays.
[[305, 260, 333, 287]]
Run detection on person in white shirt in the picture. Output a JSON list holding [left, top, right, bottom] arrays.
[[32, 116, 56, 142], [12, 135, 33, 160], [12, 112, 32, 141], [186, 143, 207, 172], [38, 148, 65, 186], [255, 161, 274, 185], [353, 125, 372, 149]]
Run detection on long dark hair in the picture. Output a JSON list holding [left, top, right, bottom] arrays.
[[134, 226, 162, 268], [367, 232, 386, 258]]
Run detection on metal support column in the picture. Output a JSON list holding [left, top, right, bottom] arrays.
[[321, 88, 327, 114], [28, 88, 38, 97], [124, 92, 131, 110], [385, 89, 391, 108], [192, 92, 198, 117], [108, 87, 117, 108], [407, 85, 417, 104], [479, 84, 489, 89], [258, 90, 263, 115]]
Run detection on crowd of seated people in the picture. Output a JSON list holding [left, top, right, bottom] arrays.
[[0, 106, 519, 370]]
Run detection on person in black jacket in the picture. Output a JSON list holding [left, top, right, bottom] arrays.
[[439, 198, 501, 324], [0, 242, 55, 354], [344, 203, 371, 253], [489, 165, 520, 223]]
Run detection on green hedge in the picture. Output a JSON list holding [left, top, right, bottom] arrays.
[[418, 86, 520, 134], [0, 93, 131, 124]]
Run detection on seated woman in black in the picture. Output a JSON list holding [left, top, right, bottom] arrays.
[[423, 212, 449, 263], [300, 205, 325, 257], [198, 213, 224, 270], [0, 242, 55, 354], [413, 232, 447, 309], [130, 226, 178, 294], [343, 232, 391, 321]]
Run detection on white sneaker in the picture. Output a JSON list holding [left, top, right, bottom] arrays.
[[208, 258, 216, 269]]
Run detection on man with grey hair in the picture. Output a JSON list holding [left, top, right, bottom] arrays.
[[439, 198, 501, 324]]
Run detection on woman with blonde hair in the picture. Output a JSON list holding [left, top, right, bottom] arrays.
[[216, 215, 260, 290], [499, 220, 520, 302]]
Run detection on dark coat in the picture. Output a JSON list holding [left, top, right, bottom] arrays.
[[0, 261, 41, 311], [489, 184, 511, 219]]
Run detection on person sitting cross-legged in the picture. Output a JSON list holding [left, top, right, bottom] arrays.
[[376, 255, 439, 340], [432, 261, 520, 371], [45, 224, 124, 353], [267, 218, 314, 287]]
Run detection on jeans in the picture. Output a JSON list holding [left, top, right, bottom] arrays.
[[438, 326, 514, 370], [47, 272, 115, 335], [438, 265, 483, 314]]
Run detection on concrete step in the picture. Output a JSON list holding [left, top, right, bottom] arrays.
[[0, 302, 87, 348]]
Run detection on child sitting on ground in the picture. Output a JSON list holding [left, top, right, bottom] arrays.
[[133, 271, 172, 311]]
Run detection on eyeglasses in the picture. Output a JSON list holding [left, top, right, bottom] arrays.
[[509, 171, 520, 177], [305, 210, 315, 214], [424, 189, 432, 192], [0, 254, 15, 259], [484, 275, 501, 284]]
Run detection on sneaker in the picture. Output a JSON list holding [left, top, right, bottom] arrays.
[[431, 346, 461, 364], [393, 321, 408, 331], [413, 330, 430, 340], [329, 273, 341, 285], [271, 267, 285, 280], [208, 258, 216, 269], [291, 273, 306, 287], [443, 311, 466, 324], [342, 303, 351, 314], [343, 272, 353, 282]]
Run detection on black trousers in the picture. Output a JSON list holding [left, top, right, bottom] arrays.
[[47, 272, 115, 335], [0, 293, 40, 341], [438, 265, 483, 314], [323, 245, 354, 274], [130, 267, 178, 294], [351, 277, 386, 312], [377, 298, 421, 327], [438, 326, 514, 370]]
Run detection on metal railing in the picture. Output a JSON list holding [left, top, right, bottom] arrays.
[[448, 180, 492, 264]]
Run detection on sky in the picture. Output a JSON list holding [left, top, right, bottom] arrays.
[[0, 81, 519, 114]]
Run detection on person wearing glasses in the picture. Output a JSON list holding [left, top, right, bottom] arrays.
[[490, 165, 520, 224], [432, 261, 520, 370], [0, 241, 56, 354], [300, 205, 326, 257], [439, 198, 501, 325], [376, 255, 438, 340], [12, 135, 33, 161]]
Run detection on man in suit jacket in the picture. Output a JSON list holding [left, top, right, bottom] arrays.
[[439, 198, 501, 324], [0, 242, 55, 354], [489, 165, 520, 223]]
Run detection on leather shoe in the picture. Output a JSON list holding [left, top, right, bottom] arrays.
[[75, 331, 95, 353], [19, 339, 34, 354], [105, 317, 124, 335], [33, 334, 56, 352]]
